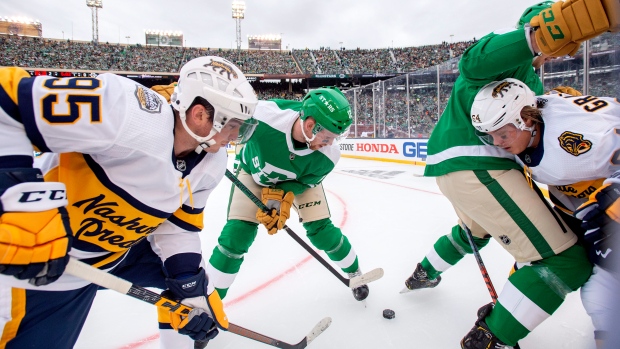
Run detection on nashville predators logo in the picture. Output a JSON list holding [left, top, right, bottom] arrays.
[[204, 59, 238, 81], [492, 81, 513, 98], [558, 131, 592, 156]]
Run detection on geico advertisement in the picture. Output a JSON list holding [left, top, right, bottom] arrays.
[[339, 139, 428, 162]]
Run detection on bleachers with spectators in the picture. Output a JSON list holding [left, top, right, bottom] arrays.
[[2, 32, 616, 140], [0, 34, 474, 75]]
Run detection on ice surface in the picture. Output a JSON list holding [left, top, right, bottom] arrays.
[[75, 157, 595, 349]]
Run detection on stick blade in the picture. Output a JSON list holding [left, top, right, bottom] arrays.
[[349, 268, 384, 289], [305, 317, 332, 345]]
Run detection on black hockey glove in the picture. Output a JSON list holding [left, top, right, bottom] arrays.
[[164, 268, 228, 341], [575, 174, 620, 268]]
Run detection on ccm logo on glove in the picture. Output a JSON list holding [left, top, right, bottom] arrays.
[[2, 182, 68, 211], [182, 281, 197, 289], [18, 190, 66, 202]]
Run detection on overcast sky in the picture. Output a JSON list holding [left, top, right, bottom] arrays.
[[1, 0, 545, 50]]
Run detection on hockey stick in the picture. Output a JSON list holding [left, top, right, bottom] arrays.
[[463, 225, 521, 349], [224, 169, 383, 289], [463, 225, 498, 302], [64, 258, 331, 349]]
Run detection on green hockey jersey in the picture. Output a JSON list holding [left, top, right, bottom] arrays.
[[424, 28, 544, 177], [238, 99, 340, 195]]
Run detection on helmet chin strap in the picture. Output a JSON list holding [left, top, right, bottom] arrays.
[[179, 109, 217, 150], [524, 125, 537, 148], [299, 118, 316, 147]]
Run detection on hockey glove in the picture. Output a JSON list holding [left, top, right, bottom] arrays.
[[575, 174, 620, 266], [548, 85, 583, 96], [530, 0, 610, 56], [256, 188, 294, 235], [150, 83, 176, 103], [0, 168, 73, 286], [165, 268, 228, 341]]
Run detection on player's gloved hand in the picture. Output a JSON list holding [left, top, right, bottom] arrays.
[[165, 268, 228, 341], [151, 83, 176, 103], [256, 188, 295, 235], [548, 85, 582, 96], [575, 174, 620, 265], [530, 0, 610, 56], [0, 168, 72, 286]]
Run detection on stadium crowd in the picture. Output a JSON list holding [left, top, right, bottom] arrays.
[[1, 32, 616, 140], [0, 34, 473, 76]]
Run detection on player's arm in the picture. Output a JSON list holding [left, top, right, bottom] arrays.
[[2, 68, 129, 156], [150, 176, 228, 340], [150, 230, 228, 341], [575, 171, 620, 266], [529, 0, 613, 56], [0, 67, 73, 286], [459, 29, 537, 83]]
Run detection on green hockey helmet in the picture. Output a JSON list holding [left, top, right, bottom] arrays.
[[516, 1, 554, 28], [300, 87, 353, 137]]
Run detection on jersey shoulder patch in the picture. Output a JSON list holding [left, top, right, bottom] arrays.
[[134, 85, 164, 114]]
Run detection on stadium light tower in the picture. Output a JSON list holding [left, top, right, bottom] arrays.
[[86, 0, 102, 43], [232, 0, 245, 50]]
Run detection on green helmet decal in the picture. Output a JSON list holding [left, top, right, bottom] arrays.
[[516, 1, 554, 28], [300, 87, 352, 135]]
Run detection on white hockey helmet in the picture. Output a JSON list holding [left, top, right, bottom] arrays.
[[171, 56, 258, 147], [470, 78, 537, 134]]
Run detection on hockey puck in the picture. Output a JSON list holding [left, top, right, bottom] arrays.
[[383, 309, 395, 319]]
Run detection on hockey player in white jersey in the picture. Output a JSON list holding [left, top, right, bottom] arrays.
[[0, 56, 258, 348], [471, 79, 620, 348]]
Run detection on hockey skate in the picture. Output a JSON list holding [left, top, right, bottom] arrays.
[[461, 303, 514, 349], [461, 320, 511, 349], [403, 263, 441, 292], [348, 269, 370, 301]]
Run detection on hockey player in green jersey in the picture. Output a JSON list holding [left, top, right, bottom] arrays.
[[205, 87, 371, 301], [471, 79, 620, 348], [402, 0, 614, 347]]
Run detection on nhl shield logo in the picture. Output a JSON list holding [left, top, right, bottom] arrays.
[[499, 235, 511, 245], [176, 160, 187, 171], [289, 153, 295, 160]]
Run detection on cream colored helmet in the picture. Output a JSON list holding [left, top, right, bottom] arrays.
[[171, 56, 258, 147], [470, 78, 537, 133]]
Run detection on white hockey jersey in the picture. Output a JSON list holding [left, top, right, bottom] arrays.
[[515, 93, 620, 212], [0, 68, 226, 290]]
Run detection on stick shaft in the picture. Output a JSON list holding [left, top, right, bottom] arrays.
[[224, 169, 351, 286], [463, 226, 521, 348], [65, 258, 315, 348], [462, 225, 498, 302]]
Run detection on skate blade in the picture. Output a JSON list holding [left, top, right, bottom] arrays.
[[399, 286, 415, 294]]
